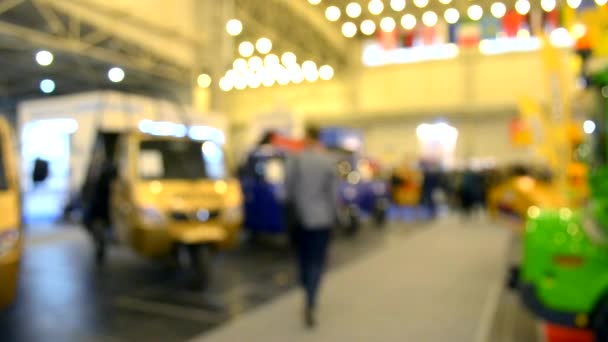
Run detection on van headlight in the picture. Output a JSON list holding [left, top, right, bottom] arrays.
[[223, 206, 243, 223], [0, 229, 20, 258], [138, 207, 166, 227]]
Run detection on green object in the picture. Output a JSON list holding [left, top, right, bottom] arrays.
[[520, 67, 608, 330]]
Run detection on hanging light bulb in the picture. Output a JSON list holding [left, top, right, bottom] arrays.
[[515, 0, 531, 15], [541, 0, 557, 12], [491, 2, 507, 19], [401, 14, 417, 30], [390, 0, 406, 11], [368, 0, 384, 15], [226, 19, 243, 36], [308, 0, 321, 4], [346, 2, 362, 18], [422, 11, 438, 27], [264, 54, 280, 66], [342, 22, 358, 37], [413, 0, 429, 8], [281, 52, 297, 66], [361, 20, 377, 35], [380, 17, 397, 32], [239, 41, 254, 58], [468, 5, 483, 21], [567, 0, 582, 8], [256, 38, 272, 54], [325, 6, 341, 21], [444, 8, 460, 24], [596, 0, 608, 5], [319, 65, 334, 81]]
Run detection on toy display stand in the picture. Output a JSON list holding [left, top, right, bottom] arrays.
[[543, 323, 593, 342]]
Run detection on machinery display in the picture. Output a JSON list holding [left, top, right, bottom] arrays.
[[0, 117, 21, 307], [520, 68, 608, 339], [82, 121, 242, 289]]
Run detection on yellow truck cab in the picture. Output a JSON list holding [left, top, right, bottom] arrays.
[[0, 117, 21, 307], [84, 122, 242, 289]]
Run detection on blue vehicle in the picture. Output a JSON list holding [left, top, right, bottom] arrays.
[[240, 144, 289, 236], [240, 129, 389, 237], [322, 128, 390, 233]]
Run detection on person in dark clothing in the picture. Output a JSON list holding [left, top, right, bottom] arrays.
[[285, 125, 339, 328], [420, 161, 440, 219], [83, 160, 116, 263]]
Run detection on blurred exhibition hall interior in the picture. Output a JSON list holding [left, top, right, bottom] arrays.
[[0, 0, 608, 341]]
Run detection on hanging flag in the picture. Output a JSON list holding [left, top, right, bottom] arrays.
[[377, 29, 398, 50], [448, 24, 458, 44], [480, 16, 500, 39], [503, 11, 523, 37], [421, 26, 436, 45], [435, 19, 449, 44], [458, 22, 481, 47]]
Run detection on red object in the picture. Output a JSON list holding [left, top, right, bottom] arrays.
[[402, 31, 415, 47], [544, 324, 594, 342], [545, 10, 560, 30], [377, 29, 398, 50], [271, 134, 304, 152], [503, 11, 523, 37]]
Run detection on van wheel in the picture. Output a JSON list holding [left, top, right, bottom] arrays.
[[593, 297, 608, 341], [188, 244, 212, 291]]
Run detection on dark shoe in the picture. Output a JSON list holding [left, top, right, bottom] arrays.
[[305, 307, 316, 328]]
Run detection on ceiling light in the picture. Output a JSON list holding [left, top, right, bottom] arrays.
[[390, 0, 406, 11], [108, 67, 125, 83], [219, 77, 233, 91], [239, 41, 254, 57], [380, 17, 396, 32], [233, 58, 248, 71], [226, 19, 243, 36], [413, 0, 429, 8], [567, 0, 582, 8], [422, 11, 438, 27], [262, 72, 276, 87], [571, 23, 587, 39], [308, 0, 321, 4], [584, 120, 596, 134], [468, 5, 483, 21], [368, 0, 384, 15], [256, 38, 272, 54], [40, 79, 55, 94], [517, 28, 531, 39], [197, 74, 211, 88], [302, 60, 317, 73], [491, 2, 507, 18], [304, 68, 319, 83], [281, 52, 297, 66], [234, 77, 247, 90], [319, 65, 334, 81], [264, 54, 280, 66], [326, 6, 341, 21], [596, 0, 608, 5], [401, 14, 417, 30], [541, 0, 556, 12], [550, 27, 574, 47], [35, 50, 53, 66], [444, 8, 459, 24], [248, 56, 264, 70], [276, 66, 290, 85], [346, 2, 362, 18], [515, 0, 531, 15], [342, 22, 358, 38], [439, 0, 452, 3], [360, 20, 377, 35]]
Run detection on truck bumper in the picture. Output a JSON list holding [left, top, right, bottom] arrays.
[[521, 283, 588, 329]]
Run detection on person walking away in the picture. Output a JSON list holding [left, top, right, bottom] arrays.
[[286, 125, 339, 328]]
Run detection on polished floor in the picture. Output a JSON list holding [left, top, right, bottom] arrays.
[[0, 217, 537, 342]]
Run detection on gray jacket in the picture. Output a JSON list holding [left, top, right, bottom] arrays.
[[286, 147, 339, 229]]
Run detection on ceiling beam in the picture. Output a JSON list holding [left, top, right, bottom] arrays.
[[269, 0, 348, 62], [0, 0, 25, 16], [0, 20, 188, 83]]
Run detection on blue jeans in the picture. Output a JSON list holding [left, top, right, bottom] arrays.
[[296, 228, 331, 309]]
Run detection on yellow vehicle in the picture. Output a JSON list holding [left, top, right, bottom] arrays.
[[0, 117, 21, 307], [83, 125, 242, 289], [487, 167, 565, 228]]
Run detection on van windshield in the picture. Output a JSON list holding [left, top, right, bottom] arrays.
[[138, 139, 224, 180]]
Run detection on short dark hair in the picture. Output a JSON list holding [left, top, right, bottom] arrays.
[[305, 125, 321, 141]]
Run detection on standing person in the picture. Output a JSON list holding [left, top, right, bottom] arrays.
[[285, 125, 339, 328]]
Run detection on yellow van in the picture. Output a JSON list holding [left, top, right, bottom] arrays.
[[85, 126, 242, 289], [0, 117, 21, 307]]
